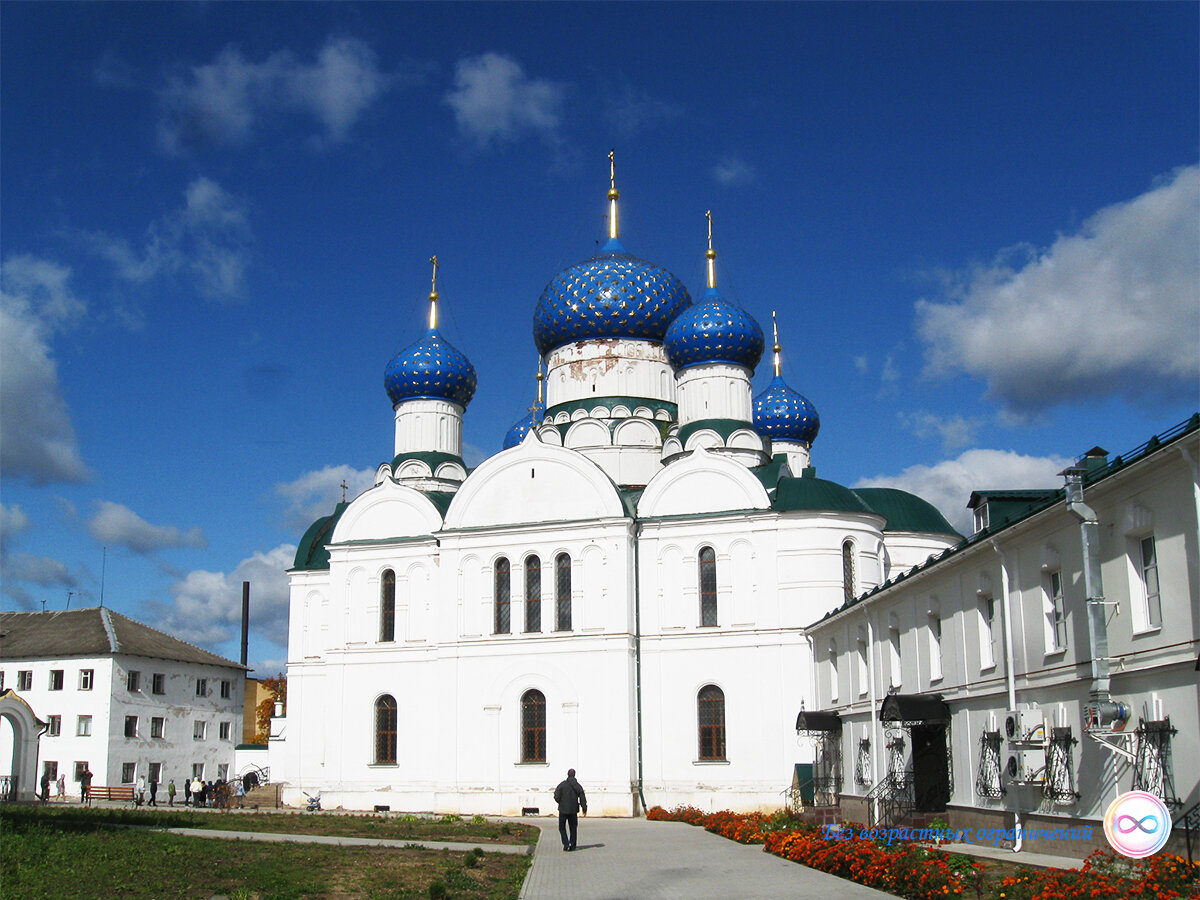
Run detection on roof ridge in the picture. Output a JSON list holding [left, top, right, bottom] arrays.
[[105, 608, 243, 668], [99, 607, 120, 654]]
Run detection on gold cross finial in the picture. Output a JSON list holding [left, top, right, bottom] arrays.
[[340, 479, 348, 502], [772, 310, 782, 377], [607, 150, 620, 240], [428, 255, 440, 329], [608, 149, 616, 191], [705, 210, 717, 289]]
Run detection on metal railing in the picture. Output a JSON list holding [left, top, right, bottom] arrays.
[[1176, 798, 1200, 865], [0, 775, 16, 803], [867, 771, 914, 828]]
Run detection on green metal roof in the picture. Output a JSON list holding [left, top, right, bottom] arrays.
[[292, 501, 348, 570], [855, 487, 962, 538], [674, 417, 756, 447], [421, 490, 456, 517], [772, 473, 878, 515]]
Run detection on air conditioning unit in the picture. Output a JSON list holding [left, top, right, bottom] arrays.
[[1004, 709, 1046, 744], [1005, 748, 1044, 784]]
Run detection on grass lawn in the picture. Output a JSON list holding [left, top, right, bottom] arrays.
[[1, 806, 532, 900], [3, 805, 537, 845]]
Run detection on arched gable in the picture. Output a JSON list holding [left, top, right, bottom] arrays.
[[639, 447, 770, 517], [444, 436, 625, 529], [331, 479, 444, 543]]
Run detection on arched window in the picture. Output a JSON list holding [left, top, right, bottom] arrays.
[[555, 553, 572, 632], [697, 685, 726, 760], [698, 547, 717, 627], [521, 689, 546, 762], [380, 570, 396, 642], [494, 558, 510, 634], [525, 555, 541, 632], [842, 540, 856, 603], [375, 695, 397, 764]]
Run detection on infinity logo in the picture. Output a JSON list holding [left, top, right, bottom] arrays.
[[1104, 791, 1170, 858]]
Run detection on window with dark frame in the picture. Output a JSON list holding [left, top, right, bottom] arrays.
[[124, 715, 137, 738], [697, 684, 726, 760], [555, 553, 572, 631], [127, 670, 141, 692], [220, 679, 231, 699], [47, 715, 61, 736], [521, 689, 546, 763], [18, 670, 32, 691], [375, 695, 398, 764], [525, 556, 541, 632], [380, 569, 396, 641], [842, 540, 856, 603], [1139, 536, 1162, 628], [49, 670, 64, 690], [699, 547, 717, 627], [152, 673, 165, 695], [151, 717, 164, 739], [494, 558, 511, 634]]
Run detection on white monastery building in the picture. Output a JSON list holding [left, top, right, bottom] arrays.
[[0, 607, 245, 801], [274, 167, 966, 815]]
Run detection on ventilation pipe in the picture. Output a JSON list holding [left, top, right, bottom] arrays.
[[241, 581, 250, 668], [1061, 463, 1128, 729]]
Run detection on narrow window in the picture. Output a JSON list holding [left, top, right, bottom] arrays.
[[77, 715, 92, 737], [842, 540, 856, 603], [521, 689, 546, 762], [494, 558, 511, 634], [149, 762, 162, 783], [219, 721, 232, 741], [978, 595, 996, 670], [697, 685, 726, 760], [699, 547, 717, 627], [193, 721, 206, 740], [18, 670, 32, 691], [220, 679, 231, 699], [380, 569, 396, 642], [555, 552, 572, 632], [928, 613, 943, 682], [525, 555, 542, 632], [49, 670, 64, 690], [1045, 570, 1067, 651], [192, 763, 204, 780], [151, 717, 165, 739], [375, 695, 397, 764], [856, 632, 869, 696], [152, 673, 166, 695], [217, 763, 229, 782], [1139, 536, 1162, 629], [121, 763, 136, 784], [127, 670, 141, 692], [47, 715, 61, 736], [888, 624, 902, 688], [79, 669, 94, 690], [124, 715, 138, 738], [828, 639, 839, 702], [196, 678, 208, 697]]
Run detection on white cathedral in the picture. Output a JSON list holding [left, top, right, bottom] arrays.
[[274, 165, 962, 816]]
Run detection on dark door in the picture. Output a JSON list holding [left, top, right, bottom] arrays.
[[793, 763, 815, 806], [911, 723, 950, 811]]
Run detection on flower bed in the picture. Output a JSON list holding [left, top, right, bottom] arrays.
[[646, 806, 1200, 900]]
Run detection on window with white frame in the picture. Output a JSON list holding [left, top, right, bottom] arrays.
[[76, 715, 92, 736], [220, 679, 231, 699], [127, 670, 141, 691], [219, 721, 232, 741], [18, 670, 33, 691], [151, 717, 165, 739], [148, 762, 162, 783], [828, 639, 839, 703], [79, 669, 94, 690], [121, 763, 136, 784], [47, 715, 61, 736], [193, 720, 207, 740], [1044, 570, 1067, 652], [978, 594, 996, 670], [842, 540, 856, 603], [1132, 535, 1162, 631], [928, 610, 943, 682], [888, 621, 902, 689], [196, 678, 208, 697], [192, 763, 205, 779], [49, 669, 64, 690], [124, 715, 138, 738], [217, 763, 229, 781], [856, 631, 868, 696]]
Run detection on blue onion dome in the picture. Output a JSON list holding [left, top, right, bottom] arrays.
[[663, 286, 765, 371], [753, 375, 820, 444], [384, 327, 477, 408], [532, 237, 693, 357], [502, 401, 545, 449]]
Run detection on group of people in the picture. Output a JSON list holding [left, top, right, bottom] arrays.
[[37, 772, 69, 803], [182, 776, 246, 810]]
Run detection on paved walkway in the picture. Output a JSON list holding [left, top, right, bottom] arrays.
[[519, 817, 896, 900], [158, 826, 531, 855]]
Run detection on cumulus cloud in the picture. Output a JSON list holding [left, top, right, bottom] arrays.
[[157, 36, 395, 153], [87, 500, 207, 556], [445, 52, 566, 148], [0, 503, 31, 553], [917, 164, 1200, 416], [713, 156, 756, 187], [855, 448, 1072, 536], [0, 255, 90, 485], [275, 464, 376, 532], [156, 544, 296, 648], [4, 552, 77, 589], [84, 176, 252, 301], [898, 411, 983, 453]]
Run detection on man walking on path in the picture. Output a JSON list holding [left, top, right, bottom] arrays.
[[553, 768, 587, 851], [167, 779, 176, 806]]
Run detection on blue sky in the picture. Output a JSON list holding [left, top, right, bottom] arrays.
[[2, 2, 1197, 675]]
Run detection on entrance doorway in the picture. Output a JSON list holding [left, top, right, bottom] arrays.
[[910, 723, 950, 812]]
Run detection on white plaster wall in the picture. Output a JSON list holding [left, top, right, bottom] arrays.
[[545, 338, 675, 409], [394, 398, 463, 457], [675, 363, 753, 425]]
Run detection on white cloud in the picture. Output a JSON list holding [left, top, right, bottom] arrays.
[[0, 255, 90, 485], [84, 177, 252, 301], [898, 410, 983, 452], [5, 552, 77, 588], [917, 164, 1200, 415], [157, 544, 296, 649], [275, 464, 375, 532], [713, 156, 756, 187], [855, 448, 1072, 535], [445, 53, 566, 148], [157, 37, 394, 153], [87, 500, 207, 556], [604, 83, 682, 136], [0, 503, 31, 552]]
